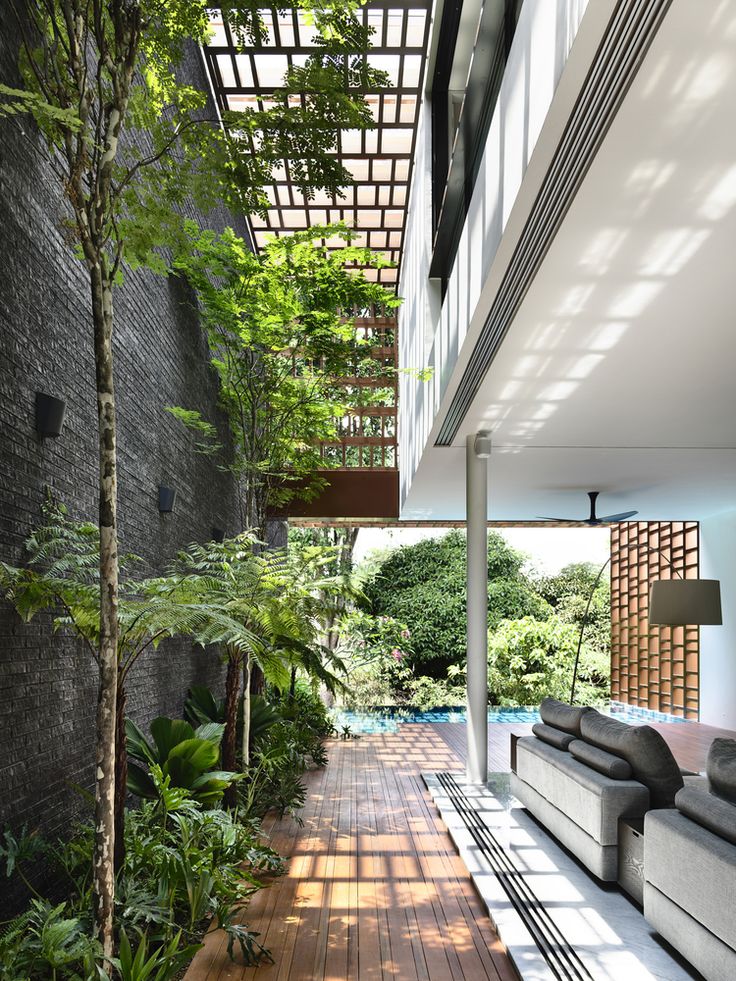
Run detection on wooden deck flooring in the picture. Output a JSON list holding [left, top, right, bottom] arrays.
[[184, 718, 735, 981]]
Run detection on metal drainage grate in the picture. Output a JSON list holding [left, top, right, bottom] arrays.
[[433, 772, 594, 981]]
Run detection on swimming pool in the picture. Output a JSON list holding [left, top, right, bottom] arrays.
[[331, 702, 688, 734]]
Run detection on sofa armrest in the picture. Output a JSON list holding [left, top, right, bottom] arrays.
[[683, 774, 709, 791]]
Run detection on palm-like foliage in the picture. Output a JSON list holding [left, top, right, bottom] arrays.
[[0, 504, 264, 865], [184, 686, 282, 748], [125, 717, 243, 806], [157, 535, 351, 775]]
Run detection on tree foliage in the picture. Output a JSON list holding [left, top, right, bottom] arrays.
[[360, 531, 551, 677], [488, 616, 607, 707], [1, 0, 390, 949], [168, 223, 399, 531], [535, 561, 611, 663]]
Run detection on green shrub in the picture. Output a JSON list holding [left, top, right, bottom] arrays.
[[0, 899, 101, 981], [0, 778, 281, 978], [488, 615, 607, 706], [126, 717, 243, 806], [184, 686, 282, 750], [360, 531, 551, 676], [405, 676, 465, 712]]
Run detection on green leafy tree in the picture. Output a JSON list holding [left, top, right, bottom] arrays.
[[361, 531, 551, 677], [289, 526, 359, 652], [168, 223, 399, 535], [536, 562, 611, 656], [488, 615, 608, 706], [157, 536, 350, 792], [1, 0, 386, 948]]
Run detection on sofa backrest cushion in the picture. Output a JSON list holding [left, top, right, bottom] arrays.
[[532, 722, 575, 751], [539, 697, 594, 736], [706, 738, 736, 804], [580, 710, 683, 807], [675, 784, 736, 845], [569, 739, 632, 779]]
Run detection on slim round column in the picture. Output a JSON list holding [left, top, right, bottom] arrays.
[[466, 433, 489, 784]]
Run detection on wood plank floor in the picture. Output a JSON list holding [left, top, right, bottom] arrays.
[[184, 725, 518, 981], [184, 718, 736, 981]]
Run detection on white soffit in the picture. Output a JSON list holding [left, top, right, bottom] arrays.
[[402, 0, 736, 522]]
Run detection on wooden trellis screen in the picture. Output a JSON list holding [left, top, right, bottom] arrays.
[[318, 313, 398, 471], [610, 521, 700, 719]]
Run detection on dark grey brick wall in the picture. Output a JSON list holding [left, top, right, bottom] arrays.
[[0, 28, 247, 910]]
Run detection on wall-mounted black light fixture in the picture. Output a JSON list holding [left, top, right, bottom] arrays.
[[35, 392, 66, 438], [211, 527, 225, 543], [158, 485, 177, 513]]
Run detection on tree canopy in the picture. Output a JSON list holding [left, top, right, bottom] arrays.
[[168, 222, 399, 531], [360, 531, 553, 677]]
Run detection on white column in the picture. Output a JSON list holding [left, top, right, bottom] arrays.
[[700, 511, 736, 729], [466, 433, 489, 784]]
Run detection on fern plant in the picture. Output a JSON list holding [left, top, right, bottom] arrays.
[[0, 503, 261, 866], [158, 536, 350, 787]]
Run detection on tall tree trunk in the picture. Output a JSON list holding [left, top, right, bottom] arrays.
[[222, 649, 240, 808], [250, 662, 265, 695], [91, 267, 119, 959], [241, 653, 252, 769], [113, 677, 127, 874], [289, 665, 297, 698]]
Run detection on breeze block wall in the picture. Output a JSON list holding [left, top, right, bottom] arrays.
[[610, 521, 700, 719], [0, 29, 247, 911]]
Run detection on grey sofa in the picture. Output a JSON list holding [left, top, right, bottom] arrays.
[[510, 698, 686, 882], [644, 738, 736, 981]]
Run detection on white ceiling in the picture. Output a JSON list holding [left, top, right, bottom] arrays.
[[401, 0, 736, 522]]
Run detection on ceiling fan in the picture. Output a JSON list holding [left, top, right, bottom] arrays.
[[537, 490, 638, 525]]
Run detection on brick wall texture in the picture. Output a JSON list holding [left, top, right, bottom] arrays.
[[0, 26, 248, 911]]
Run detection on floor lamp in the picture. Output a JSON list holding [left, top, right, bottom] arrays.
[[569, 552, 722, 705]]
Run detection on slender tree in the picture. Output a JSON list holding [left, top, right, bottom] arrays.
[[169, 222, 400, 536], [0, 0, 385, 952]]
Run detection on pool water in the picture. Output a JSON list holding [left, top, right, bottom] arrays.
[[331, 702, 688, 735]]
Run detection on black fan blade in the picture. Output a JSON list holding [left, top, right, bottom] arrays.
[[599, 510, 638, 522], [536, 516, 578, 522]]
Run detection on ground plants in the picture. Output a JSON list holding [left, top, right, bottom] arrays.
[[183, 686, 282, 750], [125, 717, 242, 806], [0, 503, 248, 869], [0, 776, 282, 979]]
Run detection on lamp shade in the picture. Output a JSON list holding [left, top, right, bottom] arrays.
[[649, 579, 722, 625]]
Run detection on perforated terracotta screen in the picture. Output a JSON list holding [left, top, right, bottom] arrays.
[[611, 521, 700, 720]]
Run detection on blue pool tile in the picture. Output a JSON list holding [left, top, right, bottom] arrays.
[[331, 702, 689, 735]]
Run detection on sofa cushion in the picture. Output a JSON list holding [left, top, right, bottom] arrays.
[[532, 722, 575, 751], [515, 736, 649, 845], [539, 697, 594, 736], [569, 739, 632, 779], [580, 710, 683, 807], [707, 738, 736, 805], [675, 784, 736, 845]]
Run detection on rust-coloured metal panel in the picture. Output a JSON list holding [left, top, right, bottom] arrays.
[[611, 522, 700, 720], [274, 470, 399, 520]]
